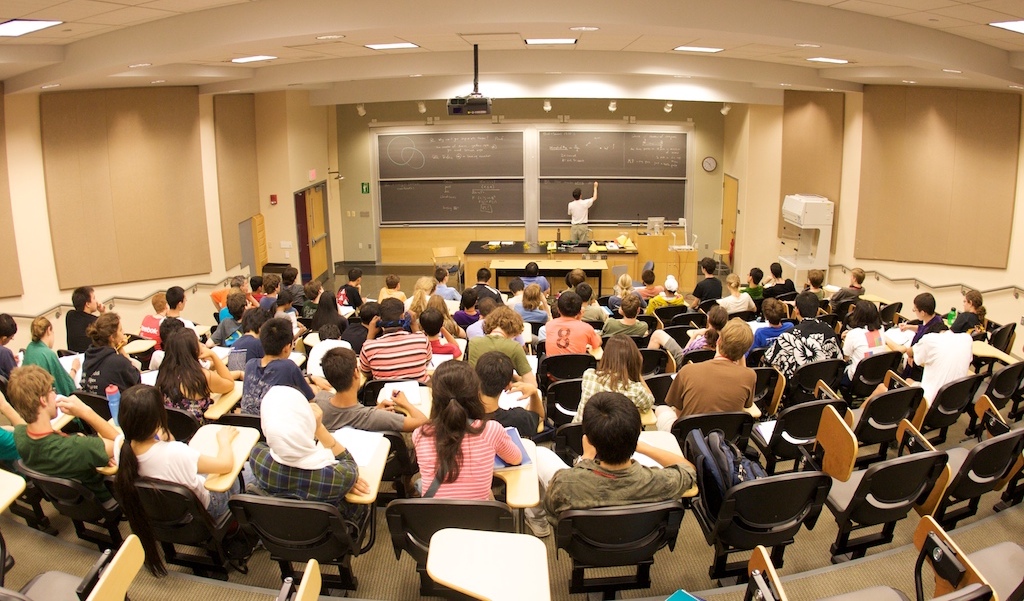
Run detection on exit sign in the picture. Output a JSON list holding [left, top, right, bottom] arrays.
[[361, 182, 370, 194]]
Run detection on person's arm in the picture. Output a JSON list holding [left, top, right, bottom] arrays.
[[195, 425, 237, 474], [591, 181, 598, 202], [0, 394, 25, 426], [57, 395, 119, 445], [634, 440, 694, 469], [310, 403, 370, 494], [199, 346, 235, 394], [508, 381, 544, 420], [383, 391, 429, 431], [492, 424, 522, 466]]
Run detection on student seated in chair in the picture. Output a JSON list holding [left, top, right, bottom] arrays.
[[249, 386, 369, 521], [81, 313, 142, 395], [505, 277, 525, 309], [470, 268, 504, 306], [804, 269, 826, 300], [577, 283, 607, 324], [9, 365, 119, 503], [601, 293, 648, 337], [475, 351, 543, 438], [761, 263, 796, 300], [644, 275, 688, 316], [66, 286, 106, 353], [240, 317, 314, 415], [165, 286, 196, 331], [764, 291, 842, 380], [138, 292, 167, 351], [692, 259, 723, 303], [467, 306, 537, 388], [752, 298, 793, 352], [421, 308, 462, 359], [828, 267, 866, 311], [740, 267, 764, 301], [336, 268, 364, 311], [433, 267, 462, 303], [635, 269, 664, 301], [257, 274, 281, 313], [315, 347, 427, 433], [520, 262, 550, 294], [359, 298, 432, 384], [524, 391, 696, 538], [210, 292, 246, 348], [545, 291, 603, 357]]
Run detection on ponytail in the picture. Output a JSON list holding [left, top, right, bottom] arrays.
[[114, 442, 166, 576], [426, 361, 486, 484]]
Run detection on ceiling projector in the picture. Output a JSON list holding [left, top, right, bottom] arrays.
[[447, 95, 492, 116]]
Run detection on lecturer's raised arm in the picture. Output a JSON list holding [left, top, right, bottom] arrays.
[[592, 181, 598, 201]]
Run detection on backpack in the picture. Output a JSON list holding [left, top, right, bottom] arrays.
[[683, 428, 767, 517]]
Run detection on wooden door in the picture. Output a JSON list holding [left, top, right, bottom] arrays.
[[306, 185, 328, 280], [722, 175, 739, 266]]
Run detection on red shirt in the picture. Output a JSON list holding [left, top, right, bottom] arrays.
[[545, 317, 602, 356]]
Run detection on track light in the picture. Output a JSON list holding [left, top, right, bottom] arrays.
[[664, 102, 673, 113], [417, 101, 426, 114], [356, 104, 366, 117], [543, 100, 552, 112], [608, 101, 617, 112], [720, 103, 731, 116]]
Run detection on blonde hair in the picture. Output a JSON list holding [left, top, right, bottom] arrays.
[[409, 276, 436, 317], [718, 318, 754, 361], [851, 268, 866, 285], [726, 273, 741, 291], [614, 274, 633, 297], [522, 284, 545, 311], [151, 292, 167, 313], [30, 316, 51, 342]]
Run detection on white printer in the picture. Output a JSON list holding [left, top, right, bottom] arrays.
[[782, 194, 833, 227], [779, 194, 833, 272]]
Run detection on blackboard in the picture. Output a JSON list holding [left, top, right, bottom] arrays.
[[540, 179, 685, 222], [539, 131, 686, 178], [380, 180, 525, 224], [378, 132, 524, 179]]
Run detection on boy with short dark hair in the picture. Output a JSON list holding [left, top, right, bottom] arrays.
[[741, 267, 764, 300], [359, 298, 432, 383], [471, 268, 504, 306], [240, 317, 314, 415], [433, 267, 462, 303], [544, 291, 602, 357], [761, 263, 796, 299], [636, 269, 664, 300], [211, 292, 246, 347], [475, 351, 543, 438], [576, 282, 606, 323], [282, 266, 304, 306], [301, 280, 323, 318], [520, 262, 550, 294], [316, 347, 427, 432], [0, 314, 18, 379], [506, 277, 525, 308], [249, 276, 264, 302], [232, 308, 269, 364], [66, 286, 105, 353], [692, 258, 723, 303], [258, 274, 282, 312], [420, 308, 461, 359], [337, 268, 363, 310], [601, 293, 648, 337], [341, 301, 377, 355]]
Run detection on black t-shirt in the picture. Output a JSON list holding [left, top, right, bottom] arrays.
[[692, 277, 723, 302], [762, 279, 796, 299], [339, 284, 363, 309], [472, 284, 504, 306], [65, 310, 97, 353], [486, 408, 540, 439], [950, 312, 980, 334], [340, 323, 369, 355]]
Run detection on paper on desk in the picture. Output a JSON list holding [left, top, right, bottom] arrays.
[[332, 427, 385, 467], [59, 353, 84, 387], [140, 370, 158, 386], [884, 327, 915, 348], [498, 390, 529, 410], [377, 381, 421, 405], [430, 354, 454, 369], [631, 451, 662, 469], [525, 355, 538, 374]]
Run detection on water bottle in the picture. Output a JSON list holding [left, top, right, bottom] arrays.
[[946, 307, 957, 326], [105, 384, 121, 427], [556, 228, 562, 243]]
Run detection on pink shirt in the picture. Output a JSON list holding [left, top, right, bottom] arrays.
[[413, 420, 521, 500], [545, 317, 603, 356]]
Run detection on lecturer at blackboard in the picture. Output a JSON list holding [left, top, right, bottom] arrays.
[[568, 181, 599, 243]]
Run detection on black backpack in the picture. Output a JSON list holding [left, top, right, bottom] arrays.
[[684, 428, 767, 517]]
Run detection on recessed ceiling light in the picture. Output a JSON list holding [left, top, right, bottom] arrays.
[[807, 57, 849, 64], [40, 83, 59, 89], [673, 75, 691, 78], [1010, 85, 1024, 90], [364, 42, 418, 50], [990, 20, 1024, 34], [128, 63, 152, 69], [409, 74, 422, 77], [795, 43, 821, 48], [0, 19, 61, 37], [569, 26, 599, 32], [525, 38, 577, 45], [780, 83, 792, 86], [545, 72, 562, 75], [673, 45, 723, 53], [231, 55, 277, 63], [150, 80, 165, 84], [315, 34, 344, 40], [902, 80, 917, 84], [942, 68, 962, 74]]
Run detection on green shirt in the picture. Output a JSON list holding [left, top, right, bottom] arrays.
[[13, 425, 111, 501], [22, 340, 77, 397], [467, 335, 533, 377], [600, 319, 649, 337], [741, 284, 764, 300], [544, 459, 695, 521]]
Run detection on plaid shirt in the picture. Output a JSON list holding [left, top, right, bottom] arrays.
[[573, 368, 655, 424], [249, 442, 361, 517]]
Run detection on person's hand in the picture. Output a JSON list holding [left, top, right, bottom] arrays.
[[216, 425, 238, 445], [198, 346, 214, 361], [96, 303, 107, 314], [351, 478, 371, 495], [56, 395, 91, 418], [376, 398, 396, 412], [309, 402, 324, 424], [899, 323, 908, 332], [507, 381, 536, 400], [71, 358, 81, 371]]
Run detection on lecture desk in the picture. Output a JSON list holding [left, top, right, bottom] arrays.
[[489, 258, 608, 296], [0, 468, 24, 587], [972, 340, 1018, 365], [427, 528, 550, 601]]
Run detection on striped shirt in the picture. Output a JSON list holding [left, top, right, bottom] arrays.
[[359, 331, 432, 383], [413, 420, 522, 500]]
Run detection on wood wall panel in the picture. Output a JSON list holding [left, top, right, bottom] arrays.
[[779, 91, 845, 248], [41, 87, 211, 289], [0, 84, 22, 297], [856, 86, 1019, 268], [214, 94, 260, 269]]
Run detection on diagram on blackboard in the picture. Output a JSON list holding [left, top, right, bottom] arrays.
[[385, 136, 425, 169]]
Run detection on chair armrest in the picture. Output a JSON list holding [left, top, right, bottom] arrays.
[[883, 370, 910, 390], [747, 545, 788, 601], [814, 380, 841, 401], [767, 371, 786, 417], [75, 549, 113, 601], [913, 516, 991, 598]]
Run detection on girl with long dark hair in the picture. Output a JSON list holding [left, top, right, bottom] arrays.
[[573, 334, 654, 423], [412, 361, 521, 499], [113, 385, 238, 576], [155, 329, 235, 421], [311, 287, 349, 333]]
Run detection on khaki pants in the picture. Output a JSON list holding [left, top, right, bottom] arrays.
[[570, 224, 590, 242]]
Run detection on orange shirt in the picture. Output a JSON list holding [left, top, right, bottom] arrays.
[[545, 317, 602, 356]]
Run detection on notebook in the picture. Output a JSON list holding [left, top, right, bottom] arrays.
[[494, 426, 533, 469]]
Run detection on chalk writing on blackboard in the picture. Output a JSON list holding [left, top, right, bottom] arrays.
[[385, 136, 425, 169]]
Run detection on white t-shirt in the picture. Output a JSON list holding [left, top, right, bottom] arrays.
[[568, 196, 596, 224], [306, 339, 352, 379], [912, 331, 973, 402], [114, 437, 209, 508], [717, 293, 756, 314], [842, 327, 888, 378]]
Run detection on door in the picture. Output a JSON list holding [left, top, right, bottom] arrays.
[[722, 175, 739, 267], [306, 184, 329, 280]]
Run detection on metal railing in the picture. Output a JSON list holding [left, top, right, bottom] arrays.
[[829, 264, 1023, 300]]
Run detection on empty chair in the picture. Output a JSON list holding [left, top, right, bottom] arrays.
[[681, 348, 715, 366], [774, 291, 798, 303], [553, 423, 584, 465], [555, 500, 685, 598], [136, 478, 238, 579], [639, 348, 669, 376], [538, 354, 596, 394], [672, 312, 706, 328], [636, 314, 660, 333], [912, 373, 986, 445], [662, 325, 694, 349], [751, 397, 848, 474], [849, 384, 924, 467], [5, 534, 145, 601], [654, 305, 691, 325], [878, 302, 903, 329], [698, 298, 719, 313], [644, 373, 675, 406], [746, 346, 767, 368], [974, 322, 1015, 376], [14, 461, 122, 551], [826, 450, 947, 562], [967, 541, 1024, 601], [967, 361, 1024, 434], [545, 378, 584, 427], [385, 499, 514, 597], [230, 494, 363, 594], [165, 406, 200, 443], [932, 428, 1024, 530], [785, 359, 845, 406], [432, 246, 462, 286], [730, 311, 757, 322], [843, 351, 903, 405], [671, 411, 755, 452], [817, 313, 839, 332], [751, 367, 785, 418]]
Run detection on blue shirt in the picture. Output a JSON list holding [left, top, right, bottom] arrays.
[[520, 276, 550, 293], [241, 357, 314, 415], [435, 283, 462, 302], [752, 323, 795, 352]]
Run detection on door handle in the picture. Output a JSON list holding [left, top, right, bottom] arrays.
[[310, 234, 327, 246]]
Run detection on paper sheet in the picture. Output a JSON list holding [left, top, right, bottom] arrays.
[[331, 427, 385, 467]]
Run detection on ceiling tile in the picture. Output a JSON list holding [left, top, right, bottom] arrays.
[[0, 0, 65, 17], [832, 0, 916, 17], [929, 3, 1022, 23], [575, 34, 643, 51], [871, 0, 958, 9], [140, 0, 245, 11], [975, 0, 1024, 18], [26, 0, 126, 20], [79, 5, 174, 25], [892, 10, 976, 27]]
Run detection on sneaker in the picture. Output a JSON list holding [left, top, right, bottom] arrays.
[[525, 515, 551, 538]]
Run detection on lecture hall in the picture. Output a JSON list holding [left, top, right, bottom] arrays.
[[0, 1, 1023, 600]]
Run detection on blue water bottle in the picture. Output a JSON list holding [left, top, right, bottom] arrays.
[[105, 384, 121, 427]]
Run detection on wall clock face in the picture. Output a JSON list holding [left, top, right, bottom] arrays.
[[702, 156, 717, 172]]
